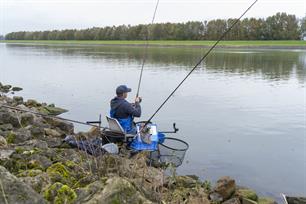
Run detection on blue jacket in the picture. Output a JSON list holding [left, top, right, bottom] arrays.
[[110, 97, 141, 119], [110, 97, 141, 133]]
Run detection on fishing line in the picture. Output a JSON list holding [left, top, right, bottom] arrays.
[[145, 0, 258, 124], [136, 0, 160, 97]]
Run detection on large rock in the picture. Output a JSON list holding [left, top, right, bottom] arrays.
[[20, 112, 35, 126], [45, 161, 88, 187], [19, 172, 51, 193], [13, 96, 24, 105], [188, 196, 211, 204], [44, 128, 62, 137], [75, 180, 106, 203], [12, 87, 23, 92], [258, 197, 277, 204], [46, 118, 74, 134], [41, 106, 68, 116], [0, 84, 12, 93], [0, 123, 13, 131], [0, 149, 14, 160], [43, 182, 77, 204], [29, 125, 45, 139], [0, 135, 7, 147], [19, 139, 49, 149], [85, 177, 151, 204], [6, 128, 32, 144], [0, 165, 47, 204], [210, 192, 224, 202], [173, 175, 199, 188], [213, 176, 236, 201], [236, 188, 258, 201], [1, 146, 53, 173], [29, 153, 53, 170], [224, 197, 241, 204], [163, 184, 209, 204], [25, 99, 39, 107], [0, 111, 20, 127], [242, 198, 257, 204]]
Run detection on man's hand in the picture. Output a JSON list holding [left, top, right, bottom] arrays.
[[135, 97, 142, 103]]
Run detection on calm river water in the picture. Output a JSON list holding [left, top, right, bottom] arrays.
[[0, 43, 305, 201]]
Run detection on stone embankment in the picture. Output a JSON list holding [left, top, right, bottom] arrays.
[[0, 83, 277, 204]]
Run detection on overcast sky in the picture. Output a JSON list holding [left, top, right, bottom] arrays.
[[0, 0, 305, 35]]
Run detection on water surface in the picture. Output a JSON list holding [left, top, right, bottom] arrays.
[[0, 43, 305, 201]]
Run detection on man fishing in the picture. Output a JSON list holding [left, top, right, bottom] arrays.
[[110, 85, 142, 134]]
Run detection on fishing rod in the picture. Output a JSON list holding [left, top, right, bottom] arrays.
[[145, 0, 258, 125], [0, 104, 107, 130], [136, 0, 160, 98]]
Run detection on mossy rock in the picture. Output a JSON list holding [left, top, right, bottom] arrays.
[[36, 107, 50, 115], [75, 180, 106, 203], [37, 106, 67, 116], [87, 177, 149, 204], [28, 159, 45, 170], [20, 113, 34, 126], [1, 157, 44, 174], [236, 188, 258, 201], [26, 99, 40, 107], [242, 198, 257, 204], [258, 197, 277, 204], [0, 123, 13, 131], [44, 106, 68, 116], [3, 85, 12, 89], [0, 135, 7, 147], [44, 182, 77, 204], [6, 131, 16, 144], [0, 166, 47, 204], [46, 162, 75, 185], [14, 147, 41, 155], [171, 187, 190, 202], [175, 175, 199, 188], [12, 87, 23, 92], [17, 169, 43, 177], [15, 147, 26, 154], [19, 172, 51, 194], [64, 160, 77, 168]]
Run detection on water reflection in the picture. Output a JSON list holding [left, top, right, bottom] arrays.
[[5, 43, 306, 84]]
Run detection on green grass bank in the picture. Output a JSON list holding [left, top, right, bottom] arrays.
[[1, 40, 306, 48]]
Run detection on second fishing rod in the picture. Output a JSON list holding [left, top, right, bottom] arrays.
[[142, 0, 259, 127], [136, 0, 160, 99]]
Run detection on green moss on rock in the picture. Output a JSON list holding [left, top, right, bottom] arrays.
[[6, 131, 16, 143], [46, 162, 73, 185], [258, 197, 277, 204], [17, 169, 43, 177], [15, 147, 26, 154], [236, 188, 258, 201], [44, 182, 77, 204], [64, 160, 77, 168], [27, 160, 44, 170]]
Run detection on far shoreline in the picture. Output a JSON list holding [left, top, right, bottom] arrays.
[[1, 40, 306, 50]]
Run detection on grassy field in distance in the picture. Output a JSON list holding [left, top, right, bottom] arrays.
[[1, 40, 306, 47]]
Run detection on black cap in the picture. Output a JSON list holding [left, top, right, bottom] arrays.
[[116, 85, 132, 95]]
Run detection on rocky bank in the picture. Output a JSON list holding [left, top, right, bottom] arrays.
[[0, 83, 277, 204]]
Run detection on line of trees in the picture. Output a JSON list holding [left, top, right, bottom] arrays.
[[0, 35, 4, 40], [5, 12, 306, 41]]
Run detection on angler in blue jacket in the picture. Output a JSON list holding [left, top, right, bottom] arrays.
[[110, 85, 141, 134]]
